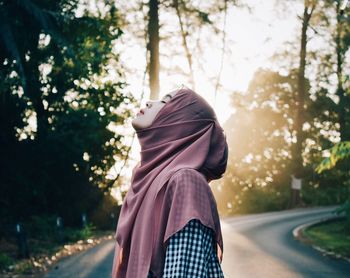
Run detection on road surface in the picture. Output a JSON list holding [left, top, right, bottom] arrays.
[[44, 205, 350, 277], [221, 205, 350, 278]]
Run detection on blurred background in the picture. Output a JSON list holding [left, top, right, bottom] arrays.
[[0, 0, 349, 274]]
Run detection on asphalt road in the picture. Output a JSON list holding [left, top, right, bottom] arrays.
[[221, 205, 350, 278], [43, 239, 115, 278], [44, 205, 350, 277]]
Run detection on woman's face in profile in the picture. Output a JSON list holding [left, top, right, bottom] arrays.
[[131, 89, 178, 130]]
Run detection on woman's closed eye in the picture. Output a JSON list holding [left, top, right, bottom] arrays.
[[160, 100, 166, 103]]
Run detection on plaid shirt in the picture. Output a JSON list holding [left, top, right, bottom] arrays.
[[148, 219, 224, 277]]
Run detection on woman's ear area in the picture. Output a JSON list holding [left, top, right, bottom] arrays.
[[160, 88, 179, 103], [171, 88, 180, 96]]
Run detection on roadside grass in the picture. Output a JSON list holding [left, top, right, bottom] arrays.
[[0, 224, 114, 276], [303, 218, 350, 259]]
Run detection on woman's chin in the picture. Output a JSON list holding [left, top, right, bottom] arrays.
[[131, 118, 145, 130], [131, 119, 139, 130], [132, 115, 153, 130]]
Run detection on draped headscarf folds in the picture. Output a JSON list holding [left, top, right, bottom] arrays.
[[112, 88, 228, 278]]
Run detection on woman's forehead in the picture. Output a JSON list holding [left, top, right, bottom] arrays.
[[161, 90, 178, 100]]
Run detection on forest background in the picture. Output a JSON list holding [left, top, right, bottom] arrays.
[[0, 1, 349, 267]]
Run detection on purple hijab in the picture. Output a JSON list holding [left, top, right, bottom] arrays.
[[112, 88, 228, 277]]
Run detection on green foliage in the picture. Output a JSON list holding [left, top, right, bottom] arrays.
[[315, 141, 350, 173], [26, 215, 57, 241], [222, 68, 301, 214], [0, 253, 14, 270], [0, 1, 132, 226], [64, 223, 96, 242], [302, 182, 348, 206], [304, 218, 350, 257], [334, 198, 350, 229], [240, 187, 290, 213], [315, 141, 350, 226], [89, 194, 120, 230], [222, 65, 350, 215], [80, 223, 96, 239]]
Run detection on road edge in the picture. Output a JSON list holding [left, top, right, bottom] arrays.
[[9, 233, 115, 278], [292, 215, 350, 263]]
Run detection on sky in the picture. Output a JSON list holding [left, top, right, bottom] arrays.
[[109, 0, 305, 203]]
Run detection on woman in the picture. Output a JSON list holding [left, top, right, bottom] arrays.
[[112, 85, 228, 277]]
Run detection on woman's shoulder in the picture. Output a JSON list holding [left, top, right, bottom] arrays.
[[169, 168, 208, 184]]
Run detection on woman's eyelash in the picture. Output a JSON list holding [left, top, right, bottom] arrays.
[[161, 100, 166, 103]]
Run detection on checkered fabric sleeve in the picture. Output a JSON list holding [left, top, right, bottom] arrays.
[[148, 219, 224, 278]]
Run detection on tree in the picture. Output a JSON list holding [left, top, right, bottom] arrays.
[[289, 0, 317, 207], [0, 0, 133, 225], [148, 0, 160, 98], [316, 140, 350, 228]]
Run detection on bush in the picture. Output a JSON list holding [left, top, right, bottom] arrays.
[[64, 223, 96, 242], [13, 260, 33, 274], [333, 197, 350, 231], [26, 215, 57, 241], [0, 252, 14, 270]]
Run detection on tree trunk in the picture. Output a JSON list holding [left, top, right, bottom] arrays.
[[173, 0, 196, 90], [289, 0, 316, 208], [148, 0, 160, 99], [335, 0, 350, 141], [23, 55, 48, 142]]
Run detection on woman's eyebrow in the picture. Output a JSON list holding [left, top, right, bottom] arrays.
[[165, 93, 173, 98], [162, 93, 173, 101]]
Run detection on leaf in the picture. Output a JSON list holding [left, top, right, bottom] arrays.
[[316, 141, 350, 174]]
